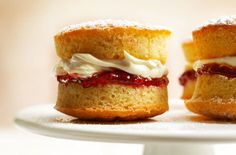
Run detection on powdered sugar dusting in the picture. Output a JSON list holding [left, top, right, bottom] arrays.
[[59, 19, 170, 34], [193, 96, 235, 104], [209, 96, 235, 104], [195, 15, 236, 30]]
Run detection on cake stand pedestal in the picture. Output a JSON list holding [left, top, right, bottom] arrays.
[[143, 143, 214, 155]]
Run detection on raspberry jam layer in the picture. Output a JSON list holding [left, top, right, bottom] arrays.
[[197, 63, 236, 78], [179, 69, 196, 86], [57, 69, 168, 88]]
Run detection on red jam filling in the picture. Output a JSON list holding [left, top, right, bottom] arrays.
[[57, 69, 168, 88], [179, 69, 196, 86], [197, 63, 236, 78], [179, 63, 236, 86]]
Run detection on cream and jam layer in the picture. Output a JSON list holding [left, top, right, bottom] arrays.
[[193, 56, 236, 78], [54, 51, 168, 88]]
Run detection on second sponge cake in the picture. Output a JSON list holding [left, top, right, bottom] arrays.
[[186, 16, 236, 119]]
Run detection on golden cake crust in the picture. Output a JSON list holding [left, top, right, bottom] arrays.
[[56, 106, 167, 121], [181, 79, 196, 100], [186, 74, 236, 119], [193, 25, 236, 59], [55, 83, 168, 121], [185, 100, 236, 120], [182, 41, 198, 62], [54, 20, 171, 64]]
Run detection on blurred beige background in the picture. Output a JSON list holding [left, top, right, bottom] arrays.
[[0, 0, 235, 126]]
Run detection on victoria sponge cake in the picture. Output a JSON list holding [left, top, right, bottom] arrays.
[[185, 16, 236, 119], [53, 19, 171, 121], [179, 41, 198, 99]]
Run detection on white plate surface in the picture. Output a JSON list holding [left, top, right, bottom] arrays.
[[15, 100, 236, 144]]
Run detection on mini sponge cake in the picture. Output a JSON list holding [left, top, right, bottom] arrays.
[[179, 41, 197, 99], [186, 15, 236, 119], [53, 20, 171, 121]]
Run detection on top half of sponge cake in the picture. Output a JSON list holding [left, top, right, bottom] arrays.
[[192, 15, 236, 59], [182, 40, 198, 63], [54, 19, 171, 64]]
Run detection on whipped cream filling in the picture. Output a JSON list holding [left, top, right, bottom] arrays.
[[54, 51, 168, 78], [193, 56, 236, 71]]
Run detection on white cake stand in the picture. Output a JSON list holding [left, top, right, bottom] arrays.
[[15, 100, 236, 155]]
